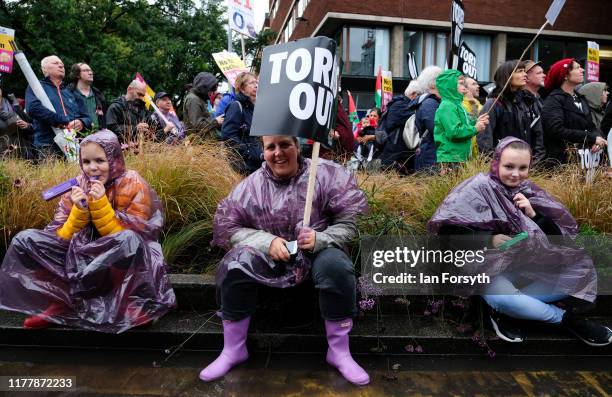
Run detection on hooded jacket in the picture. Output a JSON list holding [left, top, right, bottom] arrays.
[[105, 95, 151, 143], [434, 70, 477, 163], [25, 78, 92, 148], [542, 88, 601, 164], [0, 130, 176, 333], [183, 72, 219, 137], [577, 82, 606, 131]]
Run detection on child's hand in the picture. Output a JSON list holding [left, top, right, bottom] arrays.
[[89, 180, 106, 200], [513, 193, 536, 218], [491, 234, 512, 248], [70, 186, 88, 209]]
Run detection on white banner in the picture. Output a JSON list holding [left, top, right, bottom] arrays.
[[227, 0, 257, 39]]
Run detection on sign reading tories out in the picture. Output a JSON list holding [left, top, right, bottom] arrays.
[[457, 41, 477, 80], [448, 0, 464, 70], [250, 37, 339, 144]]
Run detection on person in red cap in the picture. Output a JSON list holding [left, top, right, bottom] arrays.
[[541, 58, 607, 165]]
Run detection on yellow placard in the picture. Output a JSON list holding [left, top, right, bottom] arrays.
[[587, 47, 599, 63]]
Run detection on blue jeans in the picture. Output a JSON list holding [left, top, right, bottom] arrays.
[[483, 274, 567, 324]]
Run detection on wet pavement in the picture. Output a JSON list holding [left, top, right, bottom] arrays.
[[0, 347, 610, 396]]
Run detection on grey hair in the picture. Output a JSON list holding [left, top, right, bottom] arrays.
[[404, 80, 423, 97], [40, 55, 61, 77], [416, 65, 443, 93], [128, 79, 145, 89]]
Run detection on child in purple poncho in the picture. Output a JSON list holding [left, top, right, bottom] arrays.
[[429, 137, 611, 346], [0, 130, 176, 333]]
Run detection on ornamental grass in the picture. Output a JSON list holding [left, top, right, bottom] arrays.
[[1, 147, 610, 273], [0, 140, 241, 271]]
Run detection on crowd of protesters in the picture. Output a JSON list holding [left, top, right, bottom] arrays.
[[0, 52, 611, 387], [1, 54, 609, 174]]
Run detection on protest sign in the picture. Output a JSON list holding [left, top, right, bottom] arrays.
[[382, 71, 393, 112], [545, 0, 566, 26], [250, 36, 339, 144], [484, 0, 564, 116], [212, 51, 249, 87], [407, 52, 418, 80], [586, 41, 600, 82], [0, 26, 15, 73], [227, 0, 257, 39], [457, 41, 477, 79], [448, 0, 464, 70]]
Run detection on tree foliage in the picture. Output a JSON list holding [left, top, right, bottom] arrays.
[[234, 28, 277, 74], [0, 0, 228, 103]]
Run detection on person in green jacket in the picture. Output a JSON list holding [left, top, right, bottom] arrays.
[[434, 70, 488, 167]]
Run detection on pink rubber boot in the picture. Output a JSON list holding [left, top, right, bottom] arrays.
[[199, 316, 250, 382], [325, 319, 370, 385]]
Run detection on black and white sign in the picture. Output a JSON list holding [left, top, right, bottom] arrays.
[[250, 37, 339, 143], [457, 41, 477, 79], [407, 52, 419, 80], [448, 0, 465, 70]]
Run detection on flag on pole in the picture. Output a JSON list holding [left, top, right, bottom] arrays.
[[374, 65, 382, 109], [135, 73, 156, 109], [545, 0, 566, 26], [347, 90, 359, 137], [407, 52, 419, 80]]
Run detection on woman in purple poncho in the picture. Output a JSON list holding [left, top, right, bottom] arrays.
[[199, 135, 370, 385], [0, 130, 176, 333], [428, 137, 611, 346]]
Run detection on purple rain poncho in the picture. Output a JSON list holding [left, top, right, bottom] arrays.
[[0, 130, 176, 333], [428, 137, 597, 302], [212, 158, 368, 289]]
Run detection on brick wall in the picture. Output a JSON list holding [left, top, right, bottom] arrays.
[[270, 0, 612, 41]]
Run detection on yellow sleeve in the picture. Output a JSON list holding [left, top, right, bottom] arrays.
[[56, 205, 90, 240], [88, 195, 124, 236]]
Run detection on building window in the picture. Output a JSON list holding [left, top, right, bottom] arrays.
[[270, 0, 278, 20], [463, 33, 492, 82], [506, 36, 532, 60], [538, 39, 564, 69], [297, 0, 306, 18], [343, 27, 390, 76], [506, 36, 587, 70], [423, 32, 448, 69]]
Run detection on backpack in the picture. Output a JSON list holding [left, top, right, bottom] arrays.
[[402, 94, 431, 149]]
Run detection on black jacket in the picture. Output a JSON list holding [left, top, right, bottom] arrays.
[[542, 89, 601, 164], [601, 103, 612, 137], [105, 96, 151, 143], [478, 90, 545, 164], [220, 92, 262, 175]]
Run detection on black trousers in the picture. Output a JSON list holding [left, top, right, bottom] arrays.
[[220, 247, 357, 321]]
